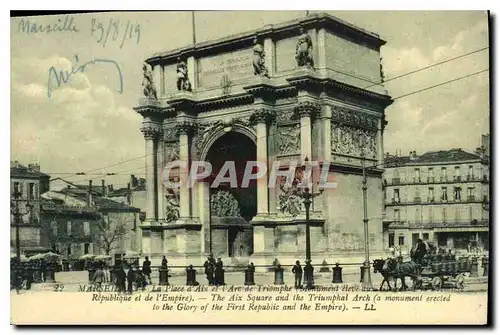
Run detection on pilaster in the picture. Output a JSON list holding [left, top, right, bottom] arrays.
[[175, 120, 197, 223], [140, 122, 162, 224]]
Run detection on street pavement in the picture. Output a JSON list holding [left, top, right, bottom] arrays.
[[24, 268, 488, 293]]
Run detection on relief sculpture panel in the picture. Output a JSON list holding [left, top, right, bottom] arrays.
[[331, 123, 377, 159], [276, 124, 300, 155]]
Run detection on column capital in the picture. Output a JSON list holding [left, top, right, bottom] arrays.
[[175, 121, 197, 136], [250, 108, 275, 126], [293, 101, 321, 119], [140, 124, 162, 139]]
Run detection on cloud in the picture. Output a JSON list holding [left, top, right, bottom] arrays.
[[382, 19, 489, 155], [11, 54, 144, 180]]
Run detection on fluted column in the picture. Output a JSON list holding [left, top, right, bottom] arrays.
[[251, 109, 275, 216], [156, 131, 164, 221], [141, 124, 161, 222], [294, 102, 320, 162], [377, 116, 385, 166], [176, 121, 196, 221]]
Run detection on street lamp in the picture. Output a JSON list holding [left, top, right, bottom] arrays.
[[11, 189, 32, 263], [361, 155, 373, 290], [296, 157, 323, 288]]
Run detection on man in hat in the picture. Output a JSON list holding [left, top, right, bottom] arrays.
[[411, 238, 427, 266], [291, 260, 303, 289], [142, 256, 152, 285]]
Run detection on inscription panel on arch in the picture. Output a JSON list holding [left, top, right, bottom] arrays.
[[198, 48, 253, 88]]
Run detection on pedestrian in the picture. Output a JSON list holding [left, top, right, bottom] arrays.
[[161, 256, 168, 268], [303, 260, 314, 289], [292, 260, 303, 289], [204, 259, 214, 285], [127, 266, 135, 294], [93, 265, 105, 290], [115, 264, 126, 293], [103, 263, 110, 283], [215, 258, 224, 285], [142, 256, 152, 285]]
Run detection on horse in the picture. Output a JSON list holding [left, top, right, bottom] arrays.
[[373, 259, 397, 291], [384, 258, 421, 291]]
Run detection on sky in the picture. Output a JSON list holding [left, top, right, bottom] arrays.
[[10, 11, 489, 188]]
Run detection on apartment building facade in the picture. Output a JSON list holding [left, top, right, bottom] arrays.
[[383, 136, 490, 254]]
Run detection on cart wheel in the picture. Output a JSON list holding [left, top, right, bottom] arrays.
[[455, 275, 465, 290], [431, 276, 442, 290]]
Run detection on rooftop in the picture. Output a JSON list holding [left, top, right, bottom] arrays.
[[11, 161, 50, 179], [385, 148, 483, 166]]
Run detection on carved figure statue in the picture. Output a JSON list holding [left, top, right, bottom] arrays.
[[176, 57, 192, 92], [164, 189, 179, 223], [252, 38, 269, 77], [211, 190, 240, 217], [295, 27, 314, 68], [277, 177, 302, 217], [142, 64, 157, 99]]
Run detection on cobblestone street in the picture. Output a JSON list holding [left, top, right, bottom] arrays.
[[18, 269, 488, 293]]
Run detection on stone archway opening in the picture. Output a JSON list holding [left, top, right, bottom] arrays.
[[205, 131, 256, 258]]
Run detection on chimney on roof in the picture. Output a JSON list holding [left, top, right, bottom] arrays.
[[127, 182, 131, 190], [102, 179, 106, 198], [107, 184, 113, 193], [28, 163, 40, 172], [88, 180, 93, 207], [409, 150, 417, 161], [481, 134, 490, 157], [131, 174, 138, 189]]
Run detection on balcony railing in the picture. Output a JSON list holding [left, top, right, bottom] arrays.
[[385, 196, 487, 206], [385, 175, 488, 186]]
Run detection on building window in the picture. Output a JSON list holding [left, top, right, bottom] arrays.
[[423, 233, 429, 241], [83, 222, 90, 236], [428, 187, 434, 202], [394, 209, 401, 222], [13, 182, 20, 195], [414, 168, 421, 183], [441, 187, 448, 201], [414, 187, 421, 202], [454, 166, 461, 181], [398, 236, 405, 246], [441, 167, 447, 181], [392, 169, 400, 183], [67, 221, 72, 235], [428, 207, 433, 223], [454, 187, 462, 202], [467, 187, 474, 201], [469, 206, 473, 222], [455, 208, 460, 223], [442, 208, 446, 223], [389, 233, 395, 247], [468, 165, 474, 180], [393, 189, 400, 203], [28, 183, 35, 200], [51, 221, 58, 235], [415, 209, 420, 223], [84, 243, 90, 254], [428, 168, 434, 182]]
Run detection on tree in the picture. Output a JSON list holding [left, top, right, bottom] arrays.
[[92, 214, 129, 256]]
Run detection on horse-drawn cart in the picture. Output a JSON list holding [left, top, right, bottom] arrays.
[[415, 255, 471, 290], [374, 254, 473, 291]]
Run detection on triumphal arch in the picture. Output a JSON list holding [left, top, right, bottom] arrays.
[[135, 13, 392, 267]]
